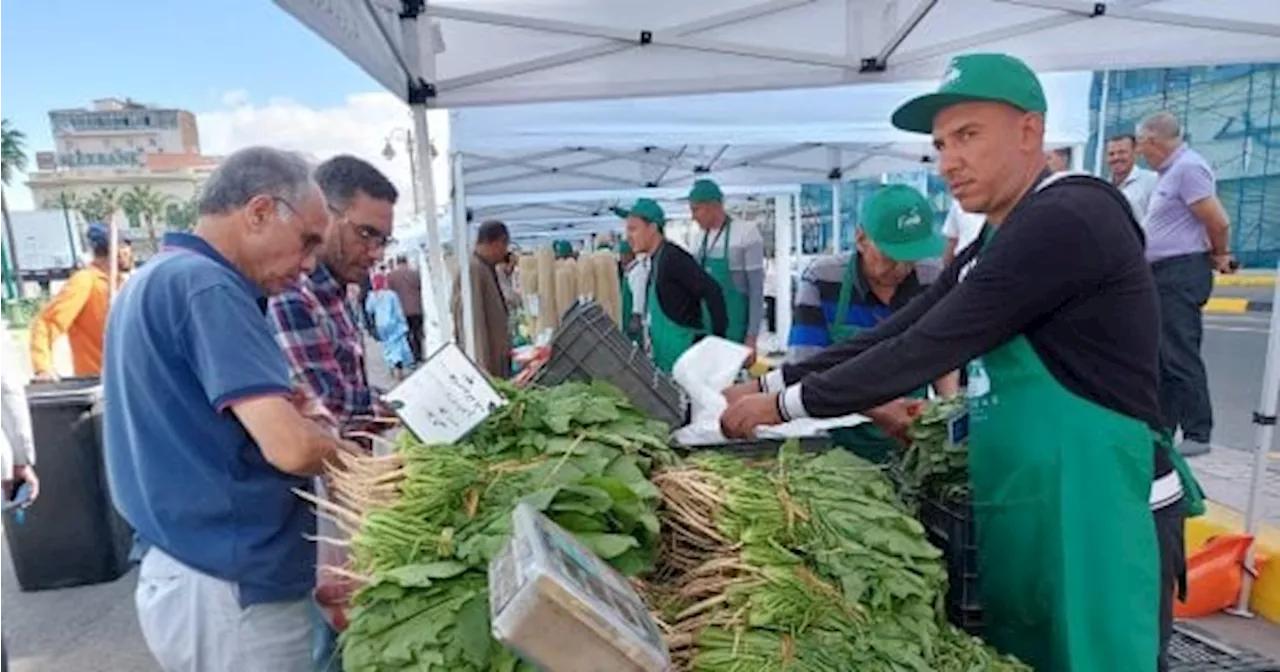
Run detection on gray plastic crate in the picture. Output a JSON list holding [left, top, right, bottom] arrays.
[[1169, 623, 1280, 672], [533, 301, 688, 429]]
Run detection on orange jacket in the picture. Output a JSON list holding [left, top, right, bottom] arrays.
[[29, 266, 113, 377]]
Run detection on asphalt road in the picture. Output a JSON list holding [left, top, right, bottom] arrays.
[[4, 308, 1280, 671]]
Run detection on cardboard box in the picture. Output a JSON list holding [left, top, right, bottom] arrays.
[[490, 503, 669, 672]]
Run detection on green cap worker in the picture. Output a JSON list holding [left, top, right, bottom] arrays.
[[687, 179, 765, 364], [614, 239, 645, 342], [552, 239, 575, 259], [787, 184, 957, 463], [722, 53, 1195, 672], [616, 198, 727, 373]]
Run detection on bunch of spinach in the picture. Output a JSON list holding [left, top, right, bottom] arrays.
[[654, 445, 1028, 672], [892, 397, 970, 512], [339, 381, 673, 672]]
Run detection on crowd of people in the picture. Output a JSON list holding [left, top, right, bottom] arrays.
[[0, 48, 1244, 672]]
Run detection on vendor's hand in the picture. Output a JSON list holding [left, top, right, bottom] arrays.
[[866, 399, 927, 446], [721, 392, 782, 439], [723, 381, 761, 405], [5, 465, 40, 506], [31, 370, 58, 383], [743, 335, 758, 368], [1212, 253, 1238, 274]]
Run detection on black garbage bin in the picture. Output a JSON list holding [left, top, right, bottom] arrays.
[[3, 378, 133, 591]]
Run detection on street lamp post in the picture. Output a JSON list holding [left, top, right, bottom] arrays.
[[381, 127, 437, 216]]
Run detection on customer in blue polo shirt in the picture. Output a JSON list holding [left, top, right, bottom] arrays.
[[104, 146, 356, 672], [787, 184, 958, 460]]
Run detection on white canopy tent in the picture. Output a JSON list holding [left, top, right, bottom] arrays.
[[451, 71, 1091, 226], [276, 0, 1280, 609]]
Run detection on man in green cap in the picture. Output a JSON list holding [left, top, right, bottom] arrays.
[[786, 184, 958, 461], [615, 198, 726, 373], [687, 179, 765, 363], [552, 239, 575, 259], [721, 53, 1195, 672], [615, 239, 647, 342]]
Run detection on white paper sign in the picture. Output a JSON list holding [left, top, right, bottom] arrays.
[[385, 343, 507, 445]]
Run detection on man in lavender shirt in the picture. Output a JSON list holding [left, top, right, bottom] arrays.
[[1137, 111, 1238, 457]]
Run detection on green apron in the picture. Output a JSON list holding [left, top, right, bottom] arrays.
[[967, 176, 1161, 671], [699, 219, 749, 343], [828, 251, 928, 463], [619, 263, 638, 343], [647, 244, 705, 374]]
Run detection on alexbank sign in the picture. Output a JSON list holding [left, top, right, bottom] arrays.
[[57, 150, 144, 169]]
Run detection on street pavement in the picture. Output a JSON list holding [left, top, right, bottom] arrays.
[[4, 301, 1280, 670]]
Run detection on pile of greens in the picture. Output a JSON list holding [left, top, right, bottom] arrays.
[[652, 445, 1027, 672], [892, 397, 970, 511], [337, 380, 674, 672]]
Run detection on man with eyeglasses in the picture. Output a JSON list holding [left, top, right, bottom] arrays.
[[103, 147, 358, 672], [266, 155, 400, 671]]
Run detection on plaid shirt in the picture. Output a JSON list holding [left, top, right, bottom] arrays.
[[268, 264, 380, 424]]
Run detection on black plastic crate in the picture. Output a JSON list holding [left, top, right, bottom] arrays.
[[673, 435, 833, 458], [918, 494, 983, 635], [1168, 623, 1280, 672], [533, 301, 688, 429]]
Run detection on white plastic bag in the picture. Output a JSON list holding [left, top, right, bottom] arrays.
[[668, 336, 870, 445]]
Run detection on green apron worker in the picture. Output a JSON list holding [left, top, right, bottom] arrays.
[[616, 198, 727, 373], [616, 240, 646, 343], [719, 53, 1192, 672], [688, 179, 765, 362], [786, 184, 958, 462]]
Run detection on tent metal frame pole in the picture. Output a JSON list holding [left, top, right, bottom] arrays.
[[429, 0, 845, 95], [774, 192, 794, 356], [452, 148, 478, 359], [872, 0, 939, 66], [1234, 262, 1280, 615], [1093, 69, 1111, 175], [1001, 0, 1280, 37], [400, 4, 451, 347]]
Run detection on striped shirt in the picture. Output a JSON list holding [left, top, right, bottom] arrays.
[[787, 253, 940, 362]]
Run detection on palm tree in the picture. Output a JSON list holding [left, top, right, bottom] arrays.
[[2, 119, 29, 296], [80, 187, 119, 225], [165, 197, 199, 232], [120, 185, 171, 250]]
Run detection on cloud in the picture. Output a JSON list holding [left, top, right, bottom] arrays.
[[197, 91, 451, 227]]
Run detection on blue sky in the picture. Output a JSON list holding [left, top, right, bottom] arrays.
[[1, 0, 440, 211]]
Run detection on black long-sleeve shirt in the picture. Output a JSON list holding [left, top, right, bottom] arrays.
[[765, 175, 1171, 481], [650, 241, 727, 337]]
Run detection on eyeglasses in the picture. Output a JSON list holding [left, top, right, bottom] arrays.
[[275, 197, 324, 253], [329, 205, 396, 248]]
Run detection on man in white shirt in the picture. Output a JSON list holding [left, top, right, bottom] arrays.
[[1107, 133, 1159, 225], [941, 200, 986, 265]]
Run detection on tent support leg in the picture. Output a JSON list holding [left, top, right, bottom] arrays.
[[452, 149, 478, 360], [1233, 261, 1280, 616], [774, 193, 794, 356]]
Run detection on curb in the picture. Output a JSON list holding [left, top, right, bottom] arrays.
[[1216, 274, 1276, 288], [1184, 501, 1280, 625], [1204, 298, 1273, 314]]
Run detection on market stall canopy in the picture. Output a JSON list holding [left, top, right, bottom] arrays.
[[274, 0, 1280, 109], [450, 70, 1090, 209]]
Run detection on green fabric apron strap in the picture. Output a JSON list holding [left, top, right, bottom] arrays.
[[620, 266, 638, 343], [647, 245, 703, 374], [699, 219, 749, 343], [830, 250, 861, 344], [968, 337, 1160, 671]]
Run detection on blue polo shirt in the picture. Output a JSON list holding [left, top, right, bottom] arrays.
[[103, 232, 314, 607]]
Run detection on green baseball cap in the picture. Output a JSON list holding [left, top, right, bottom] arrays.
[[860, 184, 944, 262], [686, 179, 724, 203], [611, 198, 667, 229], [552, 240, 574, 258], [891, 53, 1047, 135]]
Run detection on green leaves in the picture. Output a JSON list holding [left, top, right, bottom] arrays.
[[341, 380, 671, 671]]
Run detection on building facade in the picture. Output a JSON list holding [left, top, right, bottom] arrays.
[[25, 98, 218, 253], [1087, 63, 1280, 267]]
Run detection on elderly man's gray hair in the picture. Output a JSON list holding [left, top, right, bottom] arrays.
[[197, 147, 315, 217], [1138, 111, 1182, 141]]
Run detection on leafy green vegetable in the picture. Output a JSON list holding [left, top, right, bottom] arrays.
[[892, 397, 971, 512], [339, 381, 673, 672]]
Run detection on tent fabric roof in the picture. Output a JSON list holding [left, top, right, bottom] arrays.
[[450, 71, 1091, 204], [276, 0, 1280, 109]]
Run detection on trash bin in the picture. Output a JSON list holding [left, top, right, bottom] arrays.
[[3, 378, 133, 591]]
